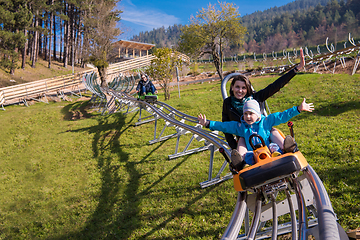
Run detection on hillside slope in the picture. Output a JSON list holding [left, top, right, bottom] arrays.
[[0, 58, 92, 88]]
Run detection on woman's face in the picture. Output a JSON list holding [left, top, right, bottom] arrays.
[[231, 80, 247, 100], [141, 75, 147, 81]]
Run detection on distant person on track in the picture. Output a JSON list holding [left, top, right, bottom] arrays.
[[222, 48, 305, 161], [136, 74, 158, 96], [198, 98, 314, 170]]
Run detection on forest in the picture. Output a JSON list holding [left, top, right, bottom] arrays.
[[0, 0, 121, 75], [1, 0, 359, 76], [131, 0, 360, 55]]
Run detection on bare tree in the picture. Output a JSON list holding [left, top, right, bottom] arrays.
[[82, 0, 122, 86], [147, 48, 183, 100], [178, 2, 246, 80]]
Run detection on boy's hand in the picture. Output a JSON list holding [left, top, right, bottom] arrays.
[[197, 113, 207, 126], [298, 98, 314, 112]]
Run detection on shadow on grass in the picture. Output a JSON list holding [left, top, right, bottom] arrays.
[[61, 100, 95, 120], [314, 163, 360, 229], [314, 100, 360, 116], [137, 183, 219, 240], [52, 104, 206, 239], [315, 163, 359, 198], [50, 109, 132, 239]]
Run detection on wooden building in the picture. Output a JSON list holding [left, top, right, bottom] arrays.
[[111, 40, 155, 62]]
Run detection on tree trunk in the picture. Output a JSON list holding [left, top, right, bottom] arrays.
[[48, 0, 53, 68], [63, 21, 68, 68], [98, 67, 107, 87], [219, 41, 223, 77], [63, 2, 68, 68], [10, 60, 15, 75], [53, 14, 56, 61], [76, 22, 81, 66], [69, 4, 74, 71], [60, 19, 62, 62], [211, 41, 223, 80], [44, 18, 48, 61], [31, 12, 38, 68], [75, 9, 81, 66], [21, 29, 27, 70], [212, 49, 223, 80], [39, 17, 43, 59], [29, 30, 33, 61], [163, 82, 170, 100]]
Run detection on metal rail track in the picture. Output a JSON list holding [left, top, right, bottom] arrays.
[[102, 84, 348, 240], [87, 41, 357, 238]]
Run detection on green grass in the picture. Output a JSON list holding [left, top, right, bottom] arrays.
[[0, 72, 359, 239]]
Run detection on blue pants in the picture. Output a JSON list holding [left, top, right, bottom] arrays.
[[140, 85, 156, 95]]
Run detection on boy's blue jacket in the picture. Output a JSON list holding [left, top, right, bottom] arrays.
[[209, 106, 300, 150]]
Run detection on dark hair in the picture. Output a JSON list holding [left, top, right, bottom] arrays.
[[229, 74, 254, 98], [141, 73, 148, 80]]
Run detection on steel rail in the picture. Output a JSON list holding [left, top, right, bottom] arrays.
[[106, 88, 232, 158]]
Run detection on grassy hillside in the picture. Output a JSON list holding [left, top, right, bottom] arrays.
[[0, 72, 359, 239], [0, 57, 92, 88]]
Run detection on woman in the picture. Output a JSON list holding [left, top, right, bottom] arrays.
[[222, 48, 305, 159], [136, 74, 158, 96]]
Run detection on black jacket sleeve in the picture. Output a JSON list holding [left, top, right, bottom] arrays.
[[222, 98, 239, 149], [253, 68, 297, 102], [136, 81, 142, 92]]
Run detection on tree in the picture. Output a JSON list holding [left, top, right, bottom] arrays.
[[48, 0, 54, 68], [0, 0, 32, 74], [29, 0, 48, 68], [82, 0, 122, 86], [146, 48, 182, 100], [178, 2, 246, 80]]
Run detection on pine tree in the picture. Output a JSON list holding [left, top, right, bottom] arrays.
[[0, 0, 32, 74]]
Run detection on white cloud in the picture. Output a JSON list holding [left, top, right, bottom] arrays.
[[118, 1, 180, 30]]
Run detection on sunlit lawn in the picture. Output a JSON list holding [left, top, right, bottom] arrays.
[[0, 72, 359, 239]]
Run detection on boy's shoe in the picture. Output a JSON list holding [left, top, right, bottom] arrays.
[[231, 149, 244, 171], [243, 164, 251, 169], [271, 151, 282, 157], [283, 135, 299, 153]]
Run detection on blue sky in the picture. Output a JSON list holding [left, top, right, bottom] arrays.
[[117, 0, 296, 40]]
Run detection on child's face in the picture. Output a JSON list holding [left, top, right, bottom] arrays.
[[243, 111, 259, 125]]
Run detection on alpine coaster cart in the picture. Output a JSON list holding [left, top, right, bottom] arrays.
[[220, 73, 348, 240]]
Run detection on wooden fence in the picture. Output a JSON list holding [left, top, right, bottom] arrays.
[[0, 52, 190, 108], [107, 52, 190, 75], [0, 69, 95, 107]]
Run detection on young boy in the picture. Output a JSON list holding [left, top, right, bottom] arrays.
[[198, 98, 314, 170]]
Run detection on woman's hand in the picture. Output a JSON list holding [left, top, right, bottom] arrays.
[[197, 113, 207, 126], [298, 48, 305, 70], [298, 98, 314, 112]]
